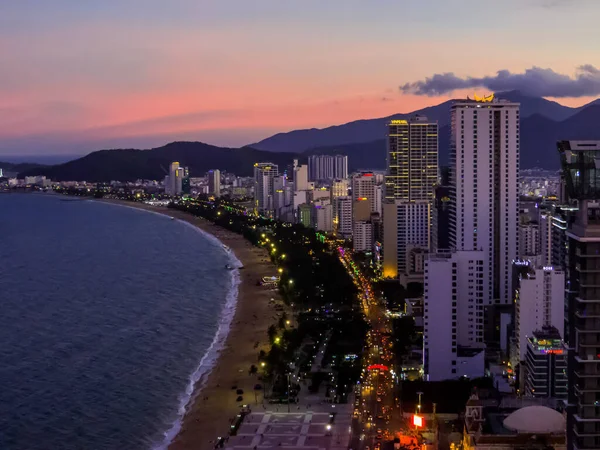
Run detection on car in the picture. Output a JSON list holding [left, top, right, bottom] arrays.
[[376, 434, 383, 440], [377, 397, 382, 402]]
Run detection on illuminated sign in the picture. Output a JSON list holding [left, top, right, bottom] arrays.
[[390, 119, 408, 125], [468, 93, 494, 103], [541, 349, 563, 355], [367, 364, 389, 371], [358, 197, 368, 201], [543, 266, 554, 271], [413, 415, 423, 427]]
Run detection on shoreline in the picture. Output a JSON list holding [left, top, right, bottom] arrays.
[[96, 199, 284, 450]]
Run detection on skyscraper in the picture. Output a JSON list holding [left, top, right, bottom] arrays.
[[385, 116, 438, 202], [558, 140, 600, 450], [253, 162, 279, 215], [449, 96, 520, 305], [383, 116, 438, 280], [208, 169, 221, 197], [165, 161, 184, 196]]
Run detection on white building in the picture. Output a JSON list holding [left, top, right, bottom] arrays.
[[165, 161, 184, 196], [253, 162, 279, 215], [293, 159, 309, 192], [312, 199, 333, 232], [382, 200, 431, 279], [424, 250, 486, 381], [336, 196, 353, 237], [353, 221, 373, 252], [515, 266, 565, 362], [449, 97, 520, 305], [207, 169, 221, 197]]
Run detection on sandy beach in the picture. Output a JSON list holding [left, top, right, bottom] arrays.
[[99, 200, 285, 449]]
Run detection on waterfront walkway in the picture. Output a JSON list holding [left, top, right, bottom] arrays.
[[225, 409, 352, 450]]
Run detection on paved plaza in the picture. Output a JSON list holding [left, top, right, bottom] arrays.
[[225, 411, 352, 450]]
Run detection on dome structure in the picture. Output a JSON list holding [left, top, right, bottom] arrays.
[[503, 406, 565, 434]]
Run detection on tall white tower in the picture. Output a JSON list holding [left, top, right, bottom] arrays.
[[253, 162, 279, 215], [449, 96, 520, 305]]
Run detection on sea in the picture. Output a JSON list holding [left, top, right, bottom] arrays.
[[0, 193, 240, 450]]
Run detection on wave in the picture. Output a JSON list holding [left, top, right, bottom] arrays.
[[149, 221, 242, 450], [88, 200, 243, 449]]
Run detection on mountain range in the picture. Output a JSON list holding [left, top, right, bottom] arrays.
[[16, 90, 600, 181]]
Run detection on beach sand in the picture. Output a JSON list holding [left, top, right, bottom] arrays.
[[99, 200, 284, 449]]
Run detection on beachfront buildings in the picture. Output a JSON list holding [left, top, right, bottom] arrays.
[[164, 161, 185, 196], [253, 162, 279, 216], [208, 169, 221, 197], [449, 97, 520, 306]]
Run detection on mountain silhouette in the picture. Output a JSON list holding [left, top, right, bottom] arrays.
[[251, 91, 590, 153], [17, 95, 600, 181]]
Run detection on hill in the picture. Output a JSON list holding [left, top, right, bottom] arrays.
[[0, 161, 47, 176], [252, 91, 589, 153], [18, 100, 600, 181], [18, 142, 301, 182]]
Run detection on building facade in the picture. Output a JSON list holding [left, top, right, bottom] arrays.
[[208, 169, 221, 197], [515, 266, 565, 362], [382, 200, 431, 279], [449, 97, 520, 306], [424, 250, 486, 381], [308, 155, 348, 182], [385, 116, 438, 201], [524, 327, 567, 399], [253, 162, 279, 215], [559, 140, 600, 450]]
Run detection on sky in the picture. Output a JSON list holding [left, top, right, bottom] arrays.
[[1, 0, 600, 157]]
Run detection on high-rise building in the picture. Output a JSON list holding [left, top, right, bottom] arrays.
[[352, 172, 376, 220], [524, 327, 567, 399], [423, 250, 486, 381], [253, 162, 279, 215], [385, 116, 438, 202], [383, 116, 438, 281], [449, 96, 520, 306], [353, 221, 373, 252], [165, 161, 184, 196], [336, 196, 353, 237], [382, 201, 431, 279], [293, 159, 309, 192], [519, 222, 540, 258], [308, 155, 348, 182], [312, 199, 333, 232], [559, 140, 600, 450], [514, 266, 565, 363], [208, 169, 221, 197]]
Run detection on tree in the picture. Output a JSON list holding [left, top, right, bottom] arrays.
[[268, 325, 277, 343]]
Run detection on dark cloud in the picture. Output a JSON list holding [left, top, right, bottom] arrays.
[[400, 65, 600, 98]]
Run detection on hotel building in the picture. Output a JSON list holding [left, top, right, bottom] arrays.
[[449, 96, 520, 306]]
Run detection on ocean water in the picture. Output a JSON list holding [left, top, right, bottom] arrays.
[[0, 194, 240, 450]]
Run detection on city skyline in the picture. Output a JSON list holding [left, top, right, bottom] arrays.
[[2, 0, 600, 156]]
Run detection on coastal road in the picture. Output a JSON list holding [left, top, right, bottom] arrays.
[[337, 248, 397, 450]]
